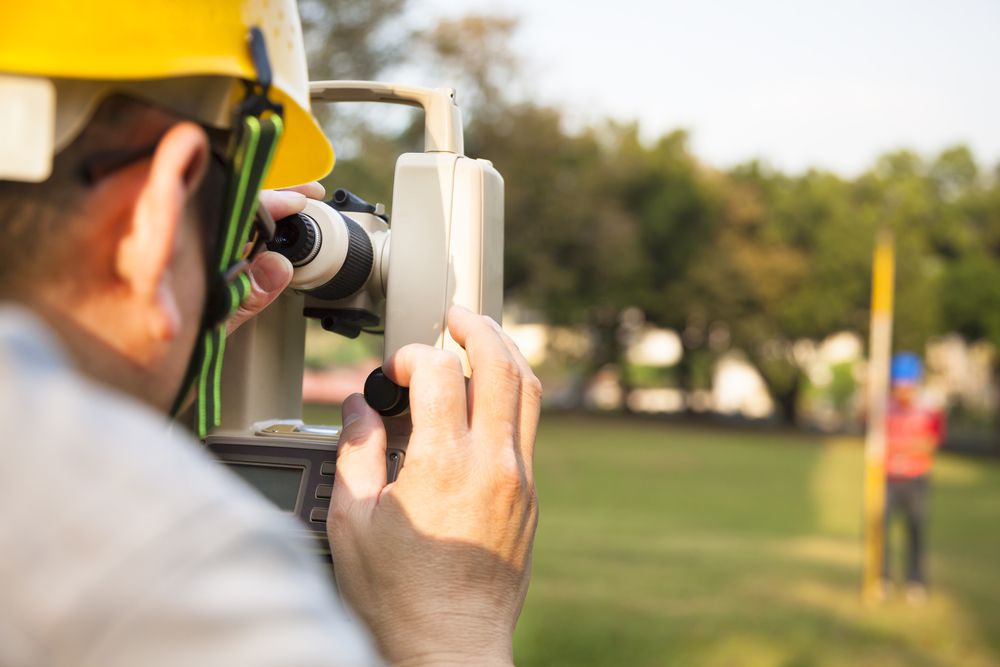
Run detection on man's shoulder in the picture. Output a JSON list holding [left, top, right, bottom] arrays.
[[0, 306, 274, 531], [0, 309, 304, 568], [0, 308, 379, 666], [0, 307, 292, 631]]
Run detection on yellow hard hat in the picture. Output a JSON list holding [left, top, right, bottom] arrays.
[[0, 0, 334, 189]]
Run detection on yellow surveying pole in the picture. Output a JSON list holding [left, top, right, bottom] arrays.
[[863, 229, 895, 603]]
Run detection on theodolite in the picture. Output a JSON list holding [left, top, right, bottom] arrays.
[[204, 82, 504, 558]]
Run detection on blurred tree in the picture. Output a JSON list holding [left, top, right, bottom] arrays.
[[668, 162, 870, 424], [936, 149, 1000, 430], [943, 251, 1000, 348], [300, 6, 1000, 427], [620, 128, 723, 403], [415, 14, 521, 118], [299, 0, 413, 197], [855, 150, 944, 352], [299, 0, 410, 80], [420, 15, 647, 408], [473, 111, 647, 407]]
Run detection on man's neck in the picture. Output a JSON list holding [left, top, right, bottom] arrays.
[[8, 290, 161, 412]]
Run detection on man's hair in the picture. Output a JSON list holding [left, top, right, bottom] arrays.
[[0, 94, 222, 292]]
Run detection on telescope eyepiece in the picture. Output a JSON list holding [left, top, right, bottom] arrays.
[[268, 213, 321, 266], [271, 198, 382, 304]]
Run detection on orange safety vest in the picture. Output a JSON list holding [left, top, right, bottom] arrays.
[[886, 400, 944, 479]]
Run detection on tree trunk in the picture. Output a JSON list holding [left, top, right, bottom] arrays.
[[676, 341, 698, 415], [618, 347, 636, 414], [747, 352, 802, 426], [586, 310, 627, 411], [774, 375, 801, 426]]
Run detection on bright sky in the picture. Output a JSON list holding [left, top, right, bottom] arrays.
[[409, 0, 1000, 176]]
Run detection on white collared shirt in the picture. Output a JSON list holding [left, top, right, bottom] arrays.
[[0, 307, 382, 667]]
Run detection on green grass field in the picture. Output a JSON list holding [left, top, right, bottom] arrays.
[[512, 414, 1000, 667]]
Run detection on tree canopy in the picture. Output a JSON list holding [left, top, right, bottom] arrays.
[[303, 6, 1000, 424]]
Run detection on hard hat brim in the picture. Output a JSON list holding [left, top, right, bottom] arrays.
[[266, 89, 334, 189]]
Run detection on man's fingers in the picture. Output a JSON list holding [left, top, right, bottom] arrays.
[[225, 182, 323, 334], [258, 189, 307, 221], [280, 181, 326, 200], [226, 252, 293, 335], [489, 319, 543, 478], [449, 307, 542, 480], [383, 344, 469, 437], [446, 306, 520, 436], [258, 182, 325, 221], [332, 394, 388, 516]]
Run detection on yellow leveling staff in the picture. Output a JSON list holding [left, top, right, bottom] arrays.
[[862, 230, 895, 603]]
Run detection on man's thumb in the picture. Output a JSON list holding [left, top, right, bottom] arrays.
[[226, 252, 293, 335], [331, 394, 388, 515]]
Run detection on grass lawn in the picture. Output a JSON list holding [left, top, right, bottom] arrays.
[[512, 414, 1000, 667]]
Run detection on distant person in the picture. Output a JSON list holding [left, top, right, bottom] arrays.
[[883, 352, 945, 604]]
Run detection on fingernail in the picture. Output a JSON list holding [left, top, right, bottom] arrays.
[[302, 182, 325, 199], [272, 190, 307, 205], [251, 253, 292, 292], [341, 393, 365, 428]]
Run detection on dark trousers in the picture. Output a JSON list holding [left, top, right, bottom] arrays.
[[883, 475, 929, 586]]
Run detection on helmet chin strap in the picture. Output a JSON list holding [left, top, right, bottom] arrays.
[[170, 27, 284, 438]]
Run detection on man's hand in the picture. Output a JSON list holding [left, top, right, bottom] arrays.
[[226, 182, 326, 335], [329, 307, 541, 667]]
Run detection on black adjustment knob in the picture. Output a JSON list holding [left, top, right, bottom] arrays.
[[364, 367, 409, 417], [267, 213, 319, 266], [330, 188, 377, 214]]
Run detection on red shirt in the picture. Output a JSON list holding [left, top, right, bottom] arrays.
[[886, 399, 944, 479]]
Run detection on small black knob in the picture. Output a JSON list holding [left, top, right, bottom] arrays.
[[364, 367, 409, 417], [330, 188, 377, 214]]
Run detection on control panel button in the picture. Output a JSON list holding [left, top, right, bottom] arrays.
[[320, 461, 336, 476], [309, 507, 328, 523], [315, 484, 333, 500]]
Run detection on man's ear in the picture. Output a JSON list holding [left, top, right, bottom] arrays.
[[116, 122, 209, 343]]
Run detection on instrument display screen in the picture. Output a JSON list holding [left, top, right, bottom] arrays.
[[226, 463, 304, 512]]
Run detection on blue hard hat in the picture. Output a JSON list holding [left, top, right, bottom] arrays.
[[891, 352, 923, 384]]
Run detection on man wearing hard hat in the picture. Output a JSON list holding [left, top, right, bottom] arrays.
[[882, 352, 944, 604], [0, 2, 539, 665]]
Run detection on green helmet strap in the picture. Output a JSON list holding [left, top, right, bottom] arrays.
[[170, 112, 283, 438], [169, 26, 285, 439]]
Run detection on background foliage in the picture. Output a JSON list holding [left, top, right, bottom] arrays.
[[303, 2, 1000, 428]]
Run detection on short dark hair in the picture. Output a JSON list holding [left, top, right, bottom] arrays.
[[0, 94, 223, 292]]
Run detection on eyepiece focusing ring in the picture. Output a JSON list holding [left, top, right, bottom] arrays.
[[268, 213, 321, 267]]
